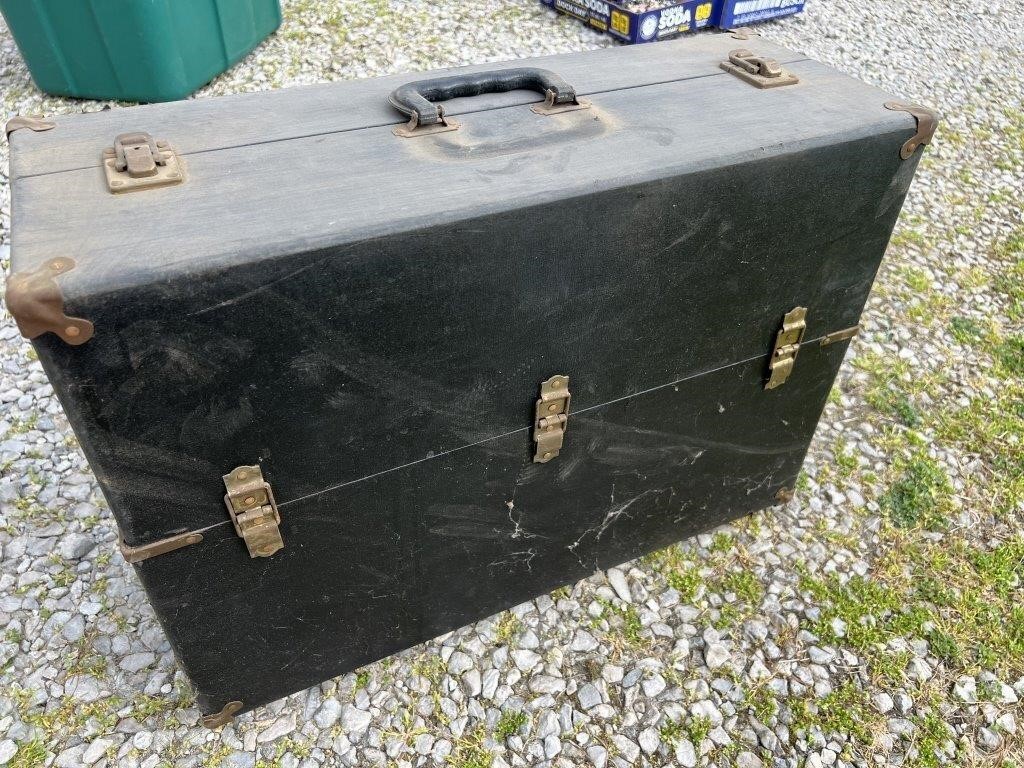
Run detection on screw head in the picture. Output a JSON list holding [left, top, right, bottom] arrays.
[[543, 452, 552, 460], [65, 326, 80, 337], [243, 495, 256, 506]]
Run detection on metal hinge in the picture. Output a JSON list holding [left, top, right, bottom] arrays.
[[534, 375, 571, 463], [223, 465, 283, 558], [765, 307, 807, 390], [102, 132, 184, 193], [720, 49, 799, 89]]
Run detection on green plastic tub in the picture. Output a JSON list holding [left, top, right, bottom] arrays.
[[0, 0, 281, 103]]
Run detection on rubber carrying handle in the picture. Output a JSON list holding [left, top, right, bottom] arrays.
[[388, 68, 579, 127]]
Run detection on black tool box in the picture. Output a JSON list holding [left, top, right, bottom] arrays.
[[4, 32, 935, 725]]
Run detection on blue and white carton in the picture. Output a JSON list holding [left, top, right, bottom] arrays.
[[540, 0, 715, 44], [713, 0, 804, 28]]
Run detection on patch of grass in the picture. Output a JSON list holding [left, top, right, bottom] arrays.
[[658, 717, 686, 746], [412, 653, 447, 686], [805, 533, 1024, 680], [949, 316, 985, 344], [9, 686, 123, 740], [709, 532, 734, 554], [354, 670, 370, 692], [792, 681, 880, 745], [621, 604, 643, 646], [994, 257, 1024, 322], [879, 453, 953, 531], [9, 740, 48, 768], [493, 613, 521, 646], [743, 685, 777, 723], [867, 387, 922, 428], [447, 730, 492, 768], [833, 438, 859, 481], [719, 570, 764, 605], [667, 567, 703, 603], [644, 544, 704, 603], [494, 710, 528, 739], [131, 695, 176, 721], [907, 710, 957, 768], [994, 334, 1024, 376], [686, 715, 712, 746]]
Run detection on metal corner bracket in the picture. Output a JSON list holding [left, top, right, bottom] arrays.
[[5, 116, 56, 140], [884, 102, 939, 160], [202, 701, 243, 729], [721, 49, 798, 89], [727, 27, 760, 40], [5, 258, 94, 345], [223, 465, 283, 558], [119, 531, 204, 564], [534, 375, 571, 463]]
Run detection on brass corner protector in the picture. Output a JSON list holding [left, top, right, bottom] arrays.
[[884, 102, 939, 160], [5, 116, 55, 141], [728, 26, 760, 40], [775, 487, 795, 504], [119, 531, 204, 564], [5, 258, 94, 346], [202, 700, 243, 729]]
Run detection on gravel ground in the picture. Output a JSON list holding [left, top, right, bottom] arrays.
[[1, 1, 1023, 767]]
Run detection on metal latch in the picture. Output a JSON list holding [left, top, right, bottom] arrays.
[[720, 49, 799, 89], [102, 132, 184, 193], [223, 465, 283, 558], [534, 375, 571, 463], [765, 307, 807, 390]]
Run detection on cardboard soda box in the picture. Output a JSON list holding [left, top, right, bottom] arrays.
[[540, 0, 714, 44], [713, 0, 805, 28]]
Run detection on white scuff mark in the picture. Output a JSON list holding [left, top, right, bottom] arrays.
[[566, 488, 661, 568], [488, 548, 538, 573], [505, 500, 536, 541]]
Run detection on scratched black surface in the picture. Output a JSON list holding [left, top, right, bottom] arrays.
[[32, 130, 918, 544], [131, 341, 845, 715]]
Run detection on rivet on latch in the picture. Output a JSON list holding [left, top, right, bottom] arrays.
[[223, 465, 283, 558], [534, 375, 571, 463]]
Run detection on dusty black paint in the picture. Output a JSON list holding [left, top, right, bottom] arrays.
[[132, 342, 845, 715]]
